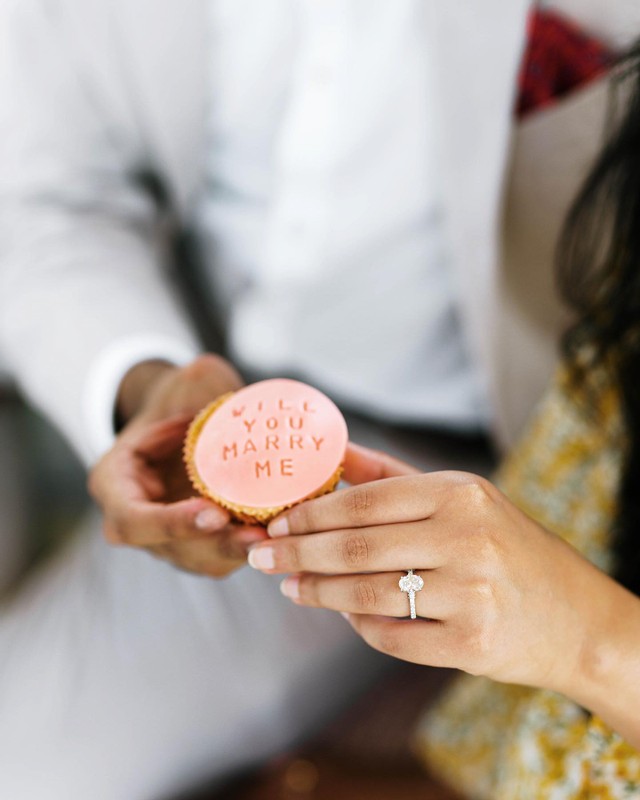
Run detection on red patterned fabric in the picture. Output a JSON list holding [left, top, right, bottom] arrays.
[[517, 9, 615, 118]]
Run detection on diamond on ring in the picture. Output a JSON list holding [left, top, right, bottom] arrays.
[[399, 569, 424, 619]]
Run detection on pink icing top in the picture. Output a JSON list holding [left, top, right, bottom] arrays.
[[192, 378, 348, 509]]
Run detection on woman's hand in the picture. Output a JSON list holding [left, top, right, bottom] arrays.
[[247, 443, 623, 699]]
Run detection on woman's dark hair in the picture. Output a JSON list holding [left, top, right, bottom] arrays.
[[557, 41, 640, 596]]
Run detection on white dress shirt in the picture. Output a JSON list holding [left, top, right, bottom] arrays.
[[85, 0, 489, 457]]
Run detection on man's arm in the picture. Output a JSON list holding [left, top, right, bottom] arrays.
[[0, 3, 269, 576], [0, 0, 199, 463]]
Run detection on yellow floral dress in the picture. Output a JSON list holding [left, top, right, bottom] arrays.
[[415, 368, 640, 799]]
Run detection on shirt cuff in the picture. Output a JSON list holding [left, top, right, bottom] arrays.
[[82, 334, 200, 462]]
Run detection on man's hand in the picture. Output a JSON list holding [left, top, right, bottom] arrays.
[[89, 354, 268, 576], [116, 352, 244, 428]]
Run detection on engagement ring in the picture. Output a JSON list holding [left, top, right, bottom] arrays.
[[398, 569, 424, 619]]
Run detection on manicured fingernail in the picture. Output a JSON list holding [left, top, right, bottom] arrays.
[[195, 507, 229, 530], [248, 546, 275, 570], [280, 576, 300, 600], [267, 516, 289, 537]]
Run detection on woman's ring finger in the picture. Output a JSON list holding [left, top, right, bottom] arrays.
[[280, 570, 448, 620]]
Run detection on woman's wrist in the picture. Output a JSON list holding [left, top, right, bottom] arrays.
[[556, 568, 640, 748]]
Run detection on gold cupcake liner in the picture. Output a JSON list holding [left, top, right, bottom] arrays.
[[184, 391, 343, 526]]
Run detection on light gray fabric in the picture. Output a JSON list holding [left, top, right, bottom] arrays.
[[0, 417, 493, 800], [0, 510, 388, 800]]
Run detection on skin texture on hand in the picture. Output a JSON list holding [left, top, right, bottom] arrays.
[[247, 442, 640, 748], [117, 353, 243, 428], [89, 354, 268, 577]]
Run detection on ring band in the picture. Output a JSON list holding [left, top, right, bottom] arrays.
[[398, 569, 424, 619]]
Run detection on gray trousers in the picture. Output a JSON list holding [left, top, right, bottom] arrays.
[[0, 409, 493, 800]]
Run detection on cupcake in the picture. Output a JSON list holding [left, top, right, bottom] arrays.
[[184, 378, 348, 525]]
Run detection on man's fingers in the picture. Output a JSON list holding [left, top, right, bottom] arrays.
[[126, 414, 193, 460], [91, 413, 218, 544], [343, 442, 420, 485], [89, 415, 193, 506], [136, 469, 166, 501], [147, 524, 268, 576], [109, 497, 231, 546]]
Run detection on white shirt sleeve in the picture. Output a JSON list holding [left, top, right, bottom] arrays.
[[0, 4, 205, 467], [82, 335, 200, 462]]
